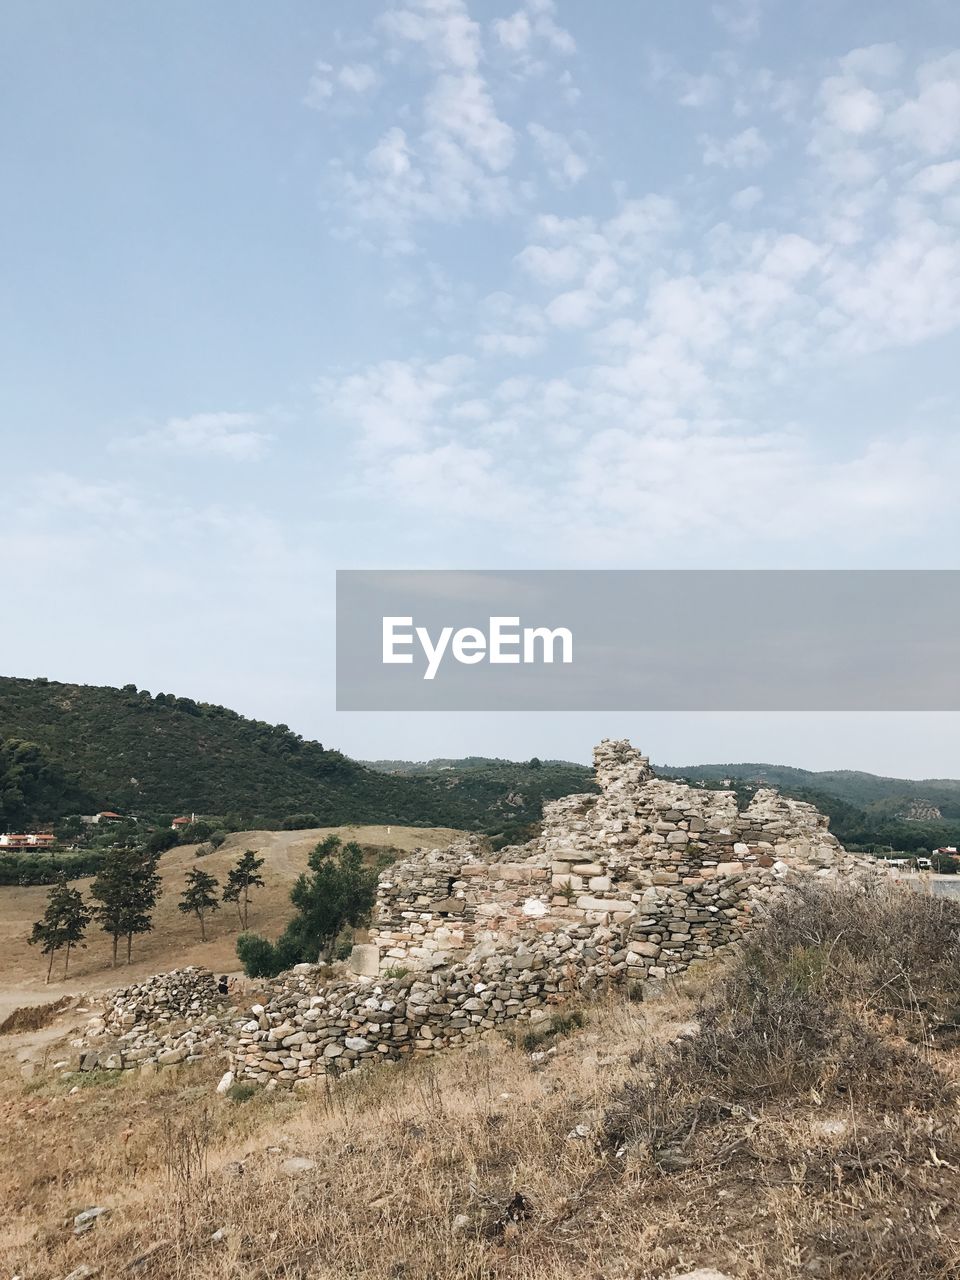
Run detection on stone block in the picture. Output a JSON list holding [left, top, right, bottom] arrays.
[[348, 944, 380, 977]]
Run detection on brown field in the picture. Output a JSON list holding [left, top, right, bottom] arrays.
[[0, 824, 465, 1019], [3, 882, 960, 1280]]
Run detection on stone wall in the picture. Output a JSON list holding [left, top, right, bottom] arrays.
[[366, 738, 865, 981], [76, 740, 878, 1088]]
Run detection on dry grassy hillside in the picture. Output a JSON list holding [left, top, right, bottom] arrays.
[[0, 824, 464, 1017], [3, 882, 960, 1280]]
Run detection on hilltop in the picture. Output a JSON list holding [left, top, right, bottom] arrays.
[[4, 674, 960, 850], [0, 822, 464, 1018], [0, 676, 594, 836]]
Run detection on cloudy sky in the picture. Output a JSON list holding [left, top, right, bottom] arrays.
[[3, 0, 960, 773]]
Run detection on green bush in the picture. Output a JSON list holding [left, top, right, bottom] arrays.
[[145, 828, 179, 856], [236, 932, 285, 978]]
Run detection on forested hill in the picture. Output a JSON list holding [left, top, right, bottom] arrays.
[[658, 761, 960, 851], [0, 677, 595, 835], [659, 761, 960, 816]]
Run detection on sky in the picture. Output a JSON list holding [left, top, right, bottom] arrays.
[[3, 0, 960, 775]]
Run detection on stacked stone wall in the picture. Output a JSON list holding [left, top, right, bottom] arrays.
[[74, 740, 880, 1088]]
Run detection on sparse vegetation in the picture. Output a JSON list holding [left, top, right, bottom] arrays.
[[222, 849, 265, 930], [90, 846, 162, 965], [27, 873, 91, 981], [236, 836, 378, 976], [179, 868, 221, 941], [5, 882, 960, 1280]]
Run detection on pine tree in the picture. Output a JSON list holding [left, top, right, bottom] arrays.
[[28, 874, 91, 982], [123, 851, 162, 963], [179, 867, 220, 940], [222, 849, 265, 930], [90, 847, 162, 966]]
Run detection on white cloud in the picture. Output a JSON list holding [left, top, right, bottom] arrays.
[[910, 160, 960, 195], [711, 0, 763, 41], [325, 0, 573, 239], [380, 0, 482, 71], [492, 10, 531, 52], [820, 79, 884, 134], [116, 413, 271, 461], [317, 356, 474, 455], [731, 185, 763, 211], [527, 122, 588, 187], [476, 291, 546, 356], [425, 72, 516, 170], [546, 288, 603, 328], [701, 126, 771, 169], [494, 0, 575, 60], [888, 54, 960, 155], [515, 242, 582, 285], [338, 63, 380, 93], [304, 59, 380, 109], [840, 43, 902, 79], [311, 38, 960, 561]]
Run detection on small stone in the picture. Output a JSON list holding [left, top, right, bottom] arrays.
[[567, 1123, 593, 1140], [280, 1156, 317, 1177], [63, 1266, 101, 1280], [216, 1070, 235, 1095], [74, 1205, 110, 1234], [667, 1272, 734, 1280]]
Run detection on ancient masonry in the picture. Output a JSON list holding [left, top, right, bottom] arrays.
[[77, 741, 877, 1088]]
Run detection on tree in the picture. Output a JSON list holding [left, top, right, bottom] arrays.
[[235, 837, 377, 977], [180, 820, 213, 844], [222, 849, 265, 930], [0, 738, 87, 829], [179, 868, 220, 940], [145, 828, 178, 856], [29, 874, 91, 982], [286, 837, 377, 961], [90, 847, 162, 966]]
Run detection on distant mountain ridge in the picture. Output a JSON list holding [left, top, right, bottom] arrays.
[[657, 761, 960, 818], [0, 677, 593, 836], [2, 675, 959, 851]]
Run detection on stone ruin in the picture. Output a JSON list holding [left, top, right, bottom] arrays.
[[76, 740, 879, 1088]]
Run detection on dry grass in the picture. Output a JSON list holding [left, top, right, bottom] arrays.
[[3, 881, 960, 1280], [0, 824, 465, 1017]]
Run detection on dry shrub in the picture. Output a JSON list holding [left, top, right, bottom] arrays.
[[602, 880, 960, 1280], [5, 881, 960, 1280]]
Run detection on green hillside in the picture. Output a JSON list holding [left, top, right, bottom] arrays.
[[658, 762, 960, 852], [0, 677, 594, 835], [4, 674, 959, 853]]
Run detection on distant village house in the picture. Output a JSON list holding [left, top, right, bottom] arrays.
[[0, 832, 56, 850]]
